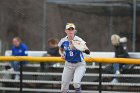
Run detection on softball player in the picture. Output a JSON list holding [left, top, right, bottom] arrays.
[[58, 23, 90, 93]]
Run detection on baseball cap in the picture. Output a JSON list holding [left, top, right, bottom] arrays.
[[65, 23, 75, 30]]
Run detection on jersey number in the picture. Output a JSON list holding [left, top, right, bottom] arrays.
[[69, 51, 73, 56]]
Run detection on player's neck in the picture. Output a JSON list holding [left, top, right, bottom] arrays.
[[68, 36, 74, 41]]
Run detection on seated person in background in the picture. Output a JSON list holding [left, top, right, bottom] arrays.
[[47, 38, 60, 66], [11, 37, 28, 80], [119, 37, 134, 70], [40, 38, 60, 70], [111, 34, 130, 83], [47, 38, 60, 57]]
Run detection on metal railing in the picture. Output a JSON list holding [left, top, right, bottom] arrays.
[[0, 56, 139, 93]]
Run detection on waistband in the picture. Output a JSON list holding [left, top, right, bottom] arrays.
[[67, 61, 82, 64]]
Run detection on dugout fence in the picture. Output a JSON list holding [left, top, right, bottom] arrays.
[[0, 54, 139, 93]]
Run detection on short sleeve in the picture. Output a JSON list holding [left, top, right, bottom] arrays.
[[58, 39, 64, 49], [76, 36, 86, 44]]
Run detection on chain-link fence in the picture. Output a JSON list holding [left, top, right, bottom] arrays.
[[45, 0, 140, 52]]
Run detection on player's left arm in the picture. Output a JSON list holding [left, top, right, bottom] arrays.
[[83, 44, 90, 54], [22, 44, 28, 56], [78, 37, 90, 54]]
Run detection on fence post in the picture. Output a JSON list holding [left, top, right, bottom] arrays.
[[99, 63, 102, 93], [20, 62, 23, 93]]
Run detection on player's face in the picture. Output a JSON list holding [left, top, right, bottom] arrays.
[[13, 38, 20, 47], [65, 27, 75, 37]]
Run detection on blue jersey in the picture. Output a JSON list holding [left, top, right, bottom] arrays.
[[58, 36, 86, 63], [12, 43, 28, 56]]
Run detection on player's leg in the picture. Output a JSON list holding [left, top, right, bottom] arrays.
[[111, 63, 120, 83], [61, 63, 74, 93], [10, 61, 20, 71], [10, 61, 20, 79], [113, 63, 120, 74], [73, 62, 86, 93]]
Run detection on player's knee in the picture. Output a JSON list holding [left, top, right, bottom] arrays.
[[61, 82, 69, 93], [73, 82, 81, 88]]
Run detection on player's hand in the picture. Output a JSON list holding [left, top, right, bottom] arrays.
[[61, 54, 65, 59], [83, 49, 90, 54]]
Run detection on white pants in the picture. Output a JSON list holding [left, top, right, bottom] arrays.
[[61, 61, 86, 93]]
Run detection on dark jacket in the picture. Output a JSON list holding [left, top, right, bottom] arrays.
[[114, 43, 129, 58], [47, 47, 60, 56]]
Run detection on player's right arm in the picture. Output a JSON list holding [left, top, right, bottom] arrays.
[[59, 48, 65, 59], [58, 38, 65, 59]]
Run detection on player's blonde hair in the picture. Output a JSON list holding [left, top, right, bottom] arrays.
[[111, 34, 120, 46]]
